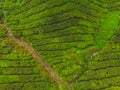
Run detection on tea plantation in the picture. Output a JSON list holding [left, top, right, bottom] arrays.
[[0, 0, 120, 90]]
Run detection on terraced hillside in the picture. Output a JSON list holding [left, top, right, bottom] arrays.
[[0, 0, 120, 90], [0, 25, 59, 90]]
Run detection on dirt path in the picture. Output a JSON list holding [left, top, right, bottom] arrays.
[[4, 25, 71, 90], [90, 52, 99, 59]]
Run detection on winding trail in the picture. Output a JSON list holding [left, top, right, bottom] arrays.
[[3, 24, 71, 90]]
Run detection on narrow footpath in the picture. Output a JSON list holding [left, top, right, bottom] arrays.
[[4, 24, 71, 90]]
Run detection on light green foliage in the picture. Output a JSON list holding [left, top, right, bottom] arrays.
[[95, 12, 120, 49], [0, 0, 120, 90]]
